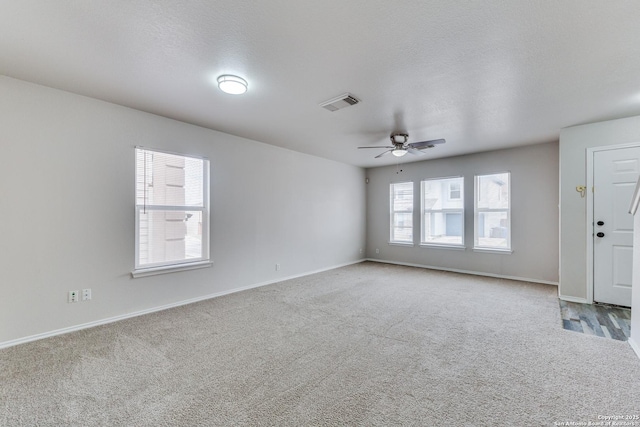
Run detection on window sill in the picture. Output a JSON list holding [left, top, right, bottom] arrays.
[[131, 261, 213, 278], [388, 242, 415, 247], [420, 244, 466, 251], [472, 247, 513, 255]]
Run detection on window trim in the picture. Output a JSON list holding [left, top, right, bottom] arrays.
[[389, 242, 415, 247], [132, 146, 211, 277], [420, 243, 466, 251], [389, 181, 414, 244], [131, 261, 213, 278], [473, 171, 511, 251], [420, 176, 465, 247], [472, 247, 513, 255]]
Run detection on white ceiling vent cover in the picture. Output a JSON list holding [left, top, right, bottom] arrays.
[[319, 93, 360, 112]]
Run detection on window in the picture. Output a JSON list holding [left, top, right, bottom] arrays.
[[448, 181, 461, 200], [390, 182, 413, 243], [474, 172, 510, 250], [134, 147, 210, 275], [421, 177, 464, 246]]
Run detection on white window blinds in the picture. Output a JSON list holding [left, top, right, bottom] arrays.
[[390, 182, 414, 243], [135, 147, 210, 271], [421, 177, 464, 246], [474, 172, 510, 250]]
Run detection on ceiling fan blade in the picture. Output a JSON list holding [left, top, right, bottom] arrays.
[[407, 147, 426, 156], [375, 149, 394, 158], [408, 138, 446, 149], [358, 146, 395, 149]]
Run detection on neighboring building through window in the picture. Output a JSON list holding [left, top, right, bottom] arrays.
[[421, 177, 464, 246], [390, 182, 413, 243], [474, 172, 510, 250], [134, 147, 210, 272], [448, 181, 462, 200]]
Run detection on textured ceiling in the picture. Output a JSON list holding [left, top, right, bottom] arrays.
[[2, 1, 640, 167]]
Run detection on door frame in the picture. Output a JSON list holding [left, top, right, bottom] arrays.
[[586, 142, 640, 304]]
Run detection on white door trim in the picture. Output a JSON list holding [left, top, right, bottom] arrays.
[[586, 142, 640, 304]]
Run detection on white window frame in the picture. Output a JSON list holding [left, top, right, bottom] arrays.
[[421, 176, 465, 248], [474, 172, 511, 253], [389, 182, 414, 245], [132, 147, 211, 278]]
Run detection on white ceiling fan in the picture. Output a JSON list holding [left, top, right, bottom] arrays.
[[358, 133, 446, 158]]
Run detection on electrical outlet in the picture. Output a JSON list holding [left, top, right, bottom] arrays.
[[359, 248, 363, 254], [275, 263, 280, 271], [82, 288, 92, 301], [68, 290, 79, 303], [376, 248, 380, 254]]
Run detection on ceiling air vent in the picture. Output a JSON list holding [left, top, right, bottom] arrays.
[[319, 93, 360, 112]]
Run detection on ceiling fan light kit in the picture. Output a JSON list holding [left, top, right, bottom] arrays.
[[392, 149, 408, 157]]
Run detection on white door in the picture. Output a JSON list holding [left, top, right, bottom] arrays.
[[593, 146, 640, 307]]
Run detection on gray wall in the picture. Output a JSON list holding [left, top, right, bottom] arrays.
[[559, 116, 640, 301], [0, 76, 366, 345], [366, 142, 559, 284]]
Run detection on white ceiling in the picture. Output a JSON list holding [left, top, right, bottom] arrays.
[[2, 1, 640, 168]]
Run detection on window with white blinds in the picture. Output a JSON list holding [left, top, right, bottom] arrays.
[[421, 177, 464, 246], [474, 172, 510, 250], [134, 147, 210, 273], [390, 182, 414, 244]]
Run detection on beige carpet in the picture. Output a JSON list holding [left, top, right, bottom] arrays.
[[2, 262, 640, 426]]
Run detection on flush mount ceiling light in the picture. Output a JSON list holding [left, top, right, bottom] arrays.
[[217, 75, 248, 95], [392, 149, 408, 157]]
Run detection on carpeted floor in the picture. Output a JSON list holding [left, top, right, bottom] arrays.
[[1, 261, 640, 426]]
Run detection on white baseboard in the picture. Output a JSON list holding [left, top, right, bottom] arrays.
[[0, 259, 366, 350], [558, 295, 589, 304], [365, 258, 559, 286], [629, 338, 640, 360]]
